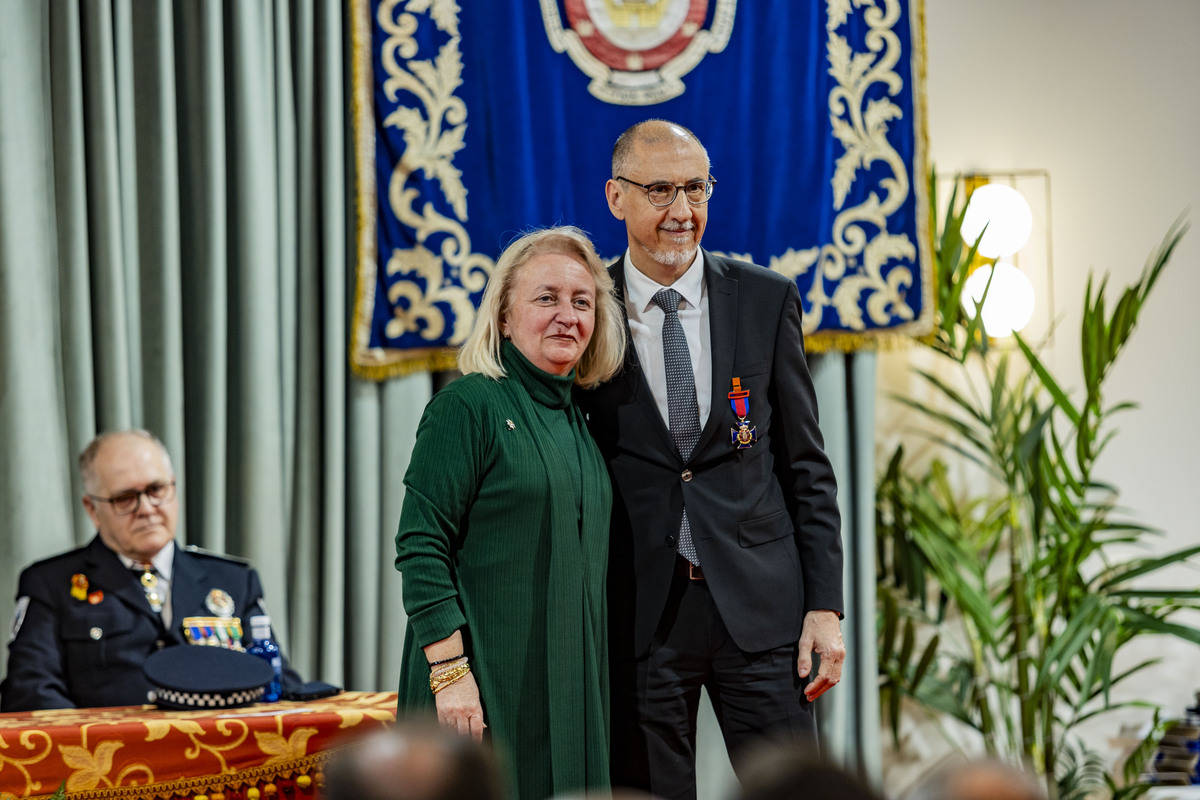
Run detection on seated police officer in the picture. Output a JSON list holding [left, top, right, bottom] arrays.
[[0, 429, 303, 711]]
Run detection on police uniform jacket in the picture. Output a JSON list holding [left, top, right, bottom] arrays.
[[0, 535, 301, 711]]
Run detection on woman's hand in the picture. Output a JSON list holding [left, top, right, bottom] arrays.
[[434, 670, 487, 741], [423, 630, 486, 741]]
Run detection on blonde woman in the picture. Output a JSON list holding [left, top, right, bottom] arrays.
[[395, 226, 625, 800]]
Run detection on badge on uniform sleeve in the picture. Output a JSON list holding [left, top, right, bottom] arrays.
[[728, 378, 758, 449], [205, 589, 235, 618], [9, 597, 29, 642]]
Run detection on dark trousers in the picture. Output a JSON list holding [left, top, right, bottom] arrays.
[[611, 564, 816, 800]]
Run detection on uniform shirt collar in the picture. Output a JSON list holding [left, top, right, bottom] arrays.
[[623, 248, 705, 313], [115, 541, 175, 581]]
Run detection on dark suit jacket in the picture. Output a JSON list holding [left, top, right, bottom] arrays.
[[578, 250, 843, 657], [0, 535, 302, 711]]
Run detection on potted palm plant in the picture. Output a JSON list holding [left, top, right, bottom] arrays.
[[877, 170, 1200, 799]]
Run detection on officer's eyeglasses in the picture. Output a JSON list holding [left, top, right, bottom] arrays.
[[615, 175, 716, 207], [88, 481, 177, 515]]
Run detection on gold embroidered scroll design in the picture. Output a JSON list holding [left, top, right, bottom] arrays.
[[771, 0, 918, 336], [377, 0, 493, 347]]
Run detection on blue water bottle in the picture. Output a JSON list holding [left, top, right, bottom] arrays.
[[247, 615, 283, 702]]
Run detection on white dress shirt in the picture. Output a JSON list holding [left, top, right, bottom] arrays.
[[622, 249, 712, 432]]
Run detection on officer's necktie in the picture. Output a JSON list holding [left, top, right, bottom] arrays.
[[653, 288, 701, 566], [133, 562, 164, 614]]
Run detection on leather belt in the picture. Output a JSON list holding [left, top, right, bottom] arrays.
[[675, 556, 705, 581]]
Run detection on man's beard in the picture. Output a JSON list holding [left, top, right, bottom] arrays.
[[648, 224, 697, 268], [648, 245, 696, 268]]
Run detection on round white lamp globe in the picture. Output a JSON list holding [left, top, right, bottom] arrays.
[[961, 262, 1036, 338], [960, 184, 1034, 258]]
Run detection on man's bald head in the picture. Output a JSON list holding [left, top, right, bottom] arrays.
[[611, 118, 710, 179]]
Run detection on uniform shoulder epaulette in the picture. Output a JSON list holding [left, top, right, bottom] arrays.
[[28, 546, 89, 570], [183, 545, 251, 566]]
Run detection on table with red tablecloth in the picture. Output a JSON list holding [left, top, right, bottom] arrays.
[[0, 691, 397, 800]]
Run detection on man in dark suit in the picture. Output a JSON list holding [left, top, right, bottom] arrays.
[[578, 119, 846, 800], [0, 429, 301, 711]]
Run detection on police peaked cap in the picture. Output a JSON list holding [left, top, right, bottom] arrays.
[[143, 645, 274, 710]]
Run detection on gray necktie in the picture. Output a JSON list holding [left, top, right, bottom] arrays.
[[653, 288, 701, 566]]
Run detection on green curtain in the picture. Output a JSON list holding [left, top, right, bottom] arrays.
[[814, 352, 882, 783], [0, 0, 879, 789], [0, 0, 418, 693]]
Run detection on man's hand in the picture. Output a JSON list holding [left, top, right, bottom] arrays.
[[796, 609, 845, 701], [434, 671, 487, 742]]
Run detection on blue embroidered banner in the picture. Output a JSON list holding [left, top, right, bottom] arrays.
[[351, 0, 931, 378]]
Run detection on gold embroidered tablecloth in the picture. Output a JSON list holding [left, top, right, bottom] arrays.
[[0, 692, 397, 800]]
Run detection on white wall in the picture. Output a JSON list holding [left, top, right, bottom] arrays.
[[879, 0, 1200, 784]]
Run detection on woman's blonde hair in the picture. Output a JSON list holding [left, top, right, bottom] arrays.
[[458, 226, 625, 388]]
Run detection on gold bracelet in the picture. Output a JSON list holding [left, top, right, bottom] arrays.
[[430, 662, 471, 694], [430, 656, 468, 678]]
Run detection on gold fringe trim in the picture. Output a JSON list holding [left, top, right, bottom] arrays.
[[907, 0, 936, 345], [351, 348, 461, 381], [348, 0, 390, 382], [806, 328, 923, 355], [24, 751, 338, 800]]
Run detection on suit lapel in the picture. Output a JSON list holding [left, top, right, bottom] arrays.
[[697, 252, 737, 456]]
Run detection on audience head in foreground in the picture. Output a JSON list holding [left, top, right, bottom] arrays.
[[904, 758, 1047, 800], [322, 721, 505, 800], [734, 743, 880, 800]]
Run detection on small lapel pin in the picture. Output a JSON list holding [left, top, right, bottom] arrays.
[[506, 419, 516, 431]]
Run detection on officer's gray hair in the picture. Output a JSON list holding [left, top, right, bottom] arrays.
[[78, 430, 173, 492]]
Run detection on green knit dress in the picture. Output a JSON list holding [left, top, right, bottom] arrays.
[[395, 342, 611, 800]]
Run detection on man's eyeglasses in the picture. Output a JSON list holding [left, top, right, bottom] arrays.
[[88, 481, 176, 516], [615, 176, 716, 207]]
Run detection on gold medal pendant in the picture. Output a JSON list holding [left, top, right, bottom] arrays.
[[137, 566, 163, 612], [733, 420, 758, 449]]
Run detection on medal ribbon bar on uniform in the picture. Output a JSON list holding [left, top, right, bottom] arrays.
[[182, 616, 246, 651]]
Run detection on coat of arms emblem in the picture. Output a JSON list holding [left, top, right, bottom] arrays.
[[541, 0, 737, 105]]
